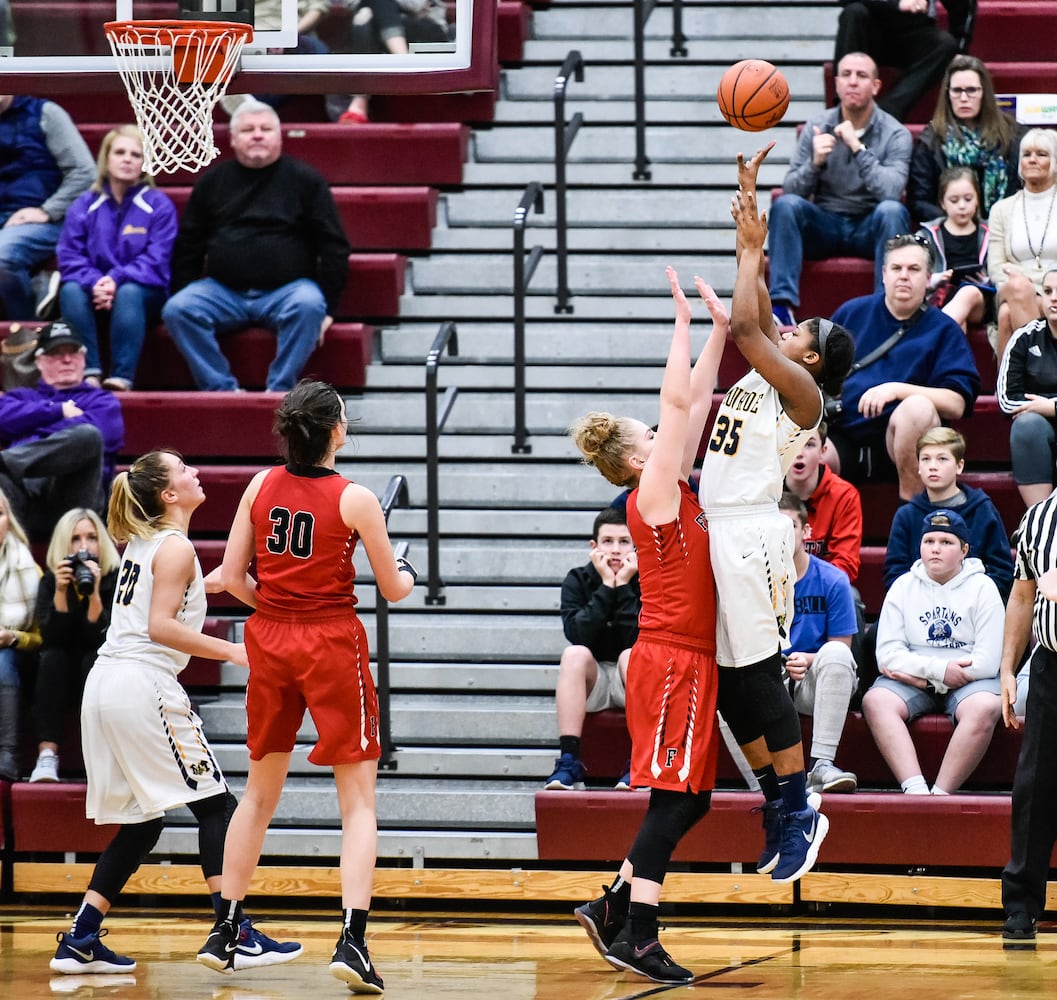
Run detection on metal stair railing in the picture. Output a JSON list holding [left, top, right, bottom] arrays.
[[375, 474, 410, 770], [424, 320, 458, 606], [633, 0, 687, 180], [553, 49, 584, 315], [513, 181, 545, 455]]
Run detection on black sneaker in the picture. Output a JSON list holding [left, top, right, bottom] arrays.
[[329, 929, 384, 994], [574, 883, 627, 958], [1003, 911, 1037, 949], [605, 930, 694, 985], [197, 918, 240, 974]]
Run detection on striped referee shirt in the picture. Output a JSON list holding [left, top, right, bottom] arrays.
[[1015, 489, 1057, 652]]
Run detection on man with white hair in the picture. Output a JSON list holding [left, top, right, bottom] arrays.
[[162, 101, 351, 392]]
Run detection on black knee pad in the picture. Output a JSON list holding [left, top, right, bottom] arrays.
[[188, 791, 234, 880], [627, 788, 712, 883], [717, 653, 802, 753], [88, 817, 164, 902]]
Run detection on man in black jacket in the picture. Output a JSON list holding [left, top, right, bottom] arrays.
[[162, 100, 352, 391], [544, 507, 641, 790]]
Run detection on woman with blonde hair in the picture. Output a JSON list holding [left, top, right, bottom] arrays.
[[27, 507, 120, 783], [51, 450, 300, 976], [55, 125, 177, 390], [0, 487, 41, 781]]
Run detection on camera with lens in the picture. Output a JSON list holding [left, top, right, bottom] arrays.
[[66, 549, 98, 597], [823, 395, 845, 426]]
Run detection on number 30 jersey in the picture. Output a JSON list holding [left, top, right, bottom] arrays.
[[698, 369, 820, 510], [95, 529, 207, 677], [251, 464, 358, 616]]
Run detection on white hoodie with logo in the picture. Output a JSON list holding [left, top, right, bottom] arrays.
[[875, 556, 1005, 694]]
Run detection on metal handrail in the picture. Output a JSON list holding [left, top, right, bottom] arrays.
[[632, 0, 687, 180], [553, 49, 584, 315], [512, 182, 545, 454], [375, 475, 410, 770], [424, 321, 458, 605]]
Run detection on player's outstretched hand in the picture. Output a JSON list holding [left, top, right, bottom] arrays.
[[730, 189, 768, 249], [694, 277, 730, 333], [668, 266, 692, 325], [736, 141, 776, 194]]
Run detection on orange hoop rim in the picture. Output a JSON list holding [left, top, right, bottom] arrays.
[[103, 19, 255, 43]]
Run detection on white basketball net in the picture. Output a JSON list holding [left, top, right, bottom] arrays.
[[104, 20, 253, 175]]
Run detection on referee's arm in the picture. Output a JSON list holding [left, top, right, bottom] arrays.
[[1000, 578, 1036, 731]]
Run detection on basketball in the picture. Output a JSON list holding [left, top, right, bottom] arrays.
[[716, 60, 790, 132]]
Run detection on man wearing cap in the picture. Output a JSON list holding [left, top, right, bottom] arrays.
[[862, 508, 1005, 794], [0, 322, 123, 539]]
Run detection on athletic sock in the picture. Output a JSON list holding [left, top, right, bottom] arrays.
[[216, 897, 243, 928], [627, 901, 659, 943], [559, 735, 581, 759], [931, 785, 950, 796], [778, 769, 809, 814], [343, 907, 369, 944], [753, 763, 781, 803], [901, 775, 930, 795], [71, 902, 104, 939], [210, 891, 226, 921]]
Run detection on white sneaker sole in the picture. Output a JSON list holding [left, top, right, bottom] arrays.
[[233, 943, 303, 969], [329, 961, 384, 994]]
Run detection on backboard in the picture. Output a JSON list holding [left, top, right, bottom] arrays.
[[0, 0, 496, 95]]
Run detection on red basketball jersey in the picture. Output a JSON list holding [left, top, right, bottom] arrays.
[[626, 478, 717, 648], [251, 465, 358, 617]]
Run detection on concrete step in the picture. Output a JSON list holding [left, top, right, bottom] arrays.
[[490, 95, 821, 124], [333, 433, 581, 461], [363, 363, 668, 391], [461, 160, 785, 188], [429, 221, 737, 253], [520, 37, 834, 63], [395, 290, 714, 321]]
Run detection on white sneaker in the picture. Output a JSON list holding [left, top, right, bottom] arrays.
[[30, 750, 59, 783]]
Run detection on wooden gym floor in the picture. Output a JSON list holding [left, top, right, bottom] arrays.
[[2, 906, 1056, 999]]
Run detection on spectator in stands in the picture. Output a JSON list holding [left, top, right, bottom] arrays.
[[833, 0, 963, 125], [917, 166, 994, 335], [768, 52, 912, 328], [0, 489, 41, 782], [826, 233, 981, 501], [884, 427, 1013, 600], [51, 449, 301, 977], [997, 266, 1057, 509], [0, 322, 124, 541], [865, 508, 1004, 794], [27, 508, 120, 784], [907, 55, 1022, 225], [332, 0, 451, 124], [0, 94, 94, 320], [999, 489, 1057, 947], [162, 101, 351, 393], [545, 507, 640, 791], [56, 125, 177, 392], [988, 129, 1057, 363], [778, 493, 860, 793], [783, 423, 863, 582]]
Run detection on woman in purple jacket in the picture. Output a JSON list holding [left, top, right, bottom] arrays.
[[56, 126, 176, 391]]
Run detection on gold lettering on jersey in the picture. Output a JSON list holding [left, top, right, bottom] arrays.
[[722, 386, 764, 414]]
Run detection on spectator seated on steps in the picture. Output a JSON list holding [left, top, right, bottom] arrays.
[[0, 322, 123, 542], [161, 100, 352, 392], [767, 51, 911, 330], [0, 94, 94, 321], [864, 507, 1005, 795], [824, 233, 980, 501], [544, 507, 640, 792]]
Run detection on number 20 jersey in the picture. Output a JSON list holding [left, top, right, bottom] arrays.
[[252, 464, 358, 616], [698, 369, 816, 510]]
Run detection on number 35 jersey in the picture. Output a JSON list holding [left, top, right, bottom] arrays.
[[252, 464, 358, 616], [95, 529, 207, 677], [698, 369, 820, 511]]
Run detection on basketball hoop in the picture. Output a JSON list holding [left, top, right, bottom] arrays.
[[104, 20, 254, 175]]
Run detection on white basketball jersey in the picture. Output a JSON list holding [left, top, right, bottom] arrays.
[[94, 529, 207, 677], [699, 369, 820, 510]]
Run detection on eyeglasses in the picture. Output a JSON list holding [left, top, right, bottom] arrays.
[[949, 86, 982, 97]]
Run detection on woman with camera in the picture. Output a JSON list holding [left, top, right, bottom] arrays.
[[28, 508, 120, 783]]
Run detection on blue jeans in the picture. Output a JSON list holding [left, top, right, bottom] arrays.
[[0, 220, 62, 320], [161, 277, 327, 391], [60, 280, 166, 383], [767, 195, 910, 306], [0, 646, 16, 687]]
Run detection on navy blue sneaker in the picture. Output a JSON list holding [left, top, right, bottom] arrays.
[[772, 303, 797, 329], [1003, 911, 1037, 949], [752, 799, 784, 874], [50, 929, 137, 975], [772, 792, 829, 883], [234, 918, 303, 969], [544, 752, 586, 790]]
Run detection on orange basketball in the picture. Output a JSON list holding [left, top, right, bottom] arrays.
[[716, 59, 790, 132]]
